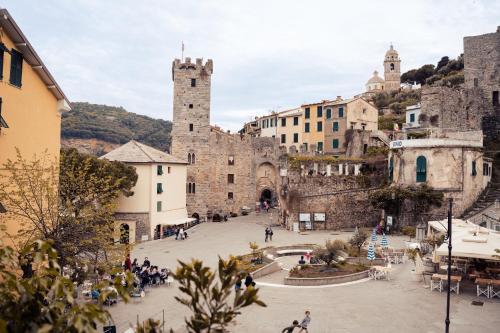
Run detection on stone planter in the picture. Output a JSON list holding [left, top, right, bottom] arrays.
[[284, 270, 369, 286]]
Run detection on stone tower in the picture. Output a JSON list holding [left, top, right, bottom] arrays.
[[171, 57, 214, 216], [383, 44, 401, 92]]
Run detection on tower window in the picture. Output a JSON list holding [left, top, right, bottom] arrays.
[[228, 155, 234, 165], [189, 123, 194, 132], [188, 153, 196, 164], [188, 153, 191, 164], [390, 63, 395, 71], [191, 78, 196, 87], [228, 192, 234, 200], [228, 174, 235, 184], [189, 104, 193, 109]]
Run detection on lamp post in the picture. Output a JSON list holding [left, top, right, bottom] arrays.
[[445, 198, 453, 333]]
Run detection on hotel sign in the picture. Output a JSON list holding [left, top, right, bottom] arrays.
[[390, 140, 404, 149]]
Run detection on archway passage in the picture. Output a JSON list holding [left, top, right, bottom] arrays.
[[212, 213, 221, 222], [260, 189, 274, 206], [120, 223, 130, 244]]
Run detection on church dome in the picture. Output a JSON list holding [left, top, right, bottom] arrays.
[[367, 70, 384, 84]]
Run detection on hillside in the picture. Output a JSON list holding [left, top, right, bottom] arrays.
[[62, 102, 172, 156]]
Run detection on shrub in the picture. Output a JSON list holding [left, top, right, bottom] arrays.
[[402, 226, 416, 240], [349, 230, 369, 255]]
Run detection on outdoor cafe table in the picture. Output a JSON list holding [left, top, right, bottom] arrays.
[[431, 274, 462, 294], [475, 278, 500, 298], [370, 265, 391, 280]]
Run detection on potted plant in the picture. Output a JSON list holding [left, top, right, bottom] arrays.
[[407, 248, 422, 282]]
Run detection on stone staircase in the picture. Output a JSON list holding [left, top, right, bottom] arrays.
[[461, 151, 500, 220], [370, 130, 390, 146]]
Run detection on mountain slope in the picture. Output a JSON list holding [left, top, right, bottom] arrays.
[[61, 102, 172, 156]]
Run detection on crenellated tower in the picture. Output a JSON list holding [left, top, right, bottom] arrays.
[[171, 57, 214, 216]]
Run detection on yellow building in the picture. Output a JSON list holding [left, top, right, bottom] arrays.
[[0, 9, 70, 239], [324, 97, 378, 155], [301, 101, 326, 152], [276, 107, 302, 151]]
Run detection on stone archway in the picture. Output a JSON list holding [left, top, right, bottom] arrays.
[[192, 213, 200, 222], [256, 162, 278, 205], [260, 188, 275, 206]]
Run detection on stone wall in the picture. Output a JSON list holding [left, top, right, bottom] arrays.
[[280, 158, 386, 230], [420, 28, 500, 141]]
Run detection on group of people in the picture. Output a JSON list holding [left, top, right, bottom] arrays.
[[282, 311, 312, 333], [264, 226, 274, 242], [235, 274, 256, 291], [124, 255, 170, 294], [174, 226, 188, 240]]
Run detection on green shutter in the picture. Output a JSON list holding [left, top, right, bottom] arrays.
[[157, 183, 163, 193], [416, 156, 427, 182], [332, 139, 339, 149], [333, 122, 339, 131]]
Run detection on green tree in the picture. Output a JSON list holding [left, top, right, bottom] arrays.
[[174, 257, 266, 332], [349, 230, 368, 255], [0, 148, 137, 269], [436, 56, 450, 72], [0, 239, 132, 333]]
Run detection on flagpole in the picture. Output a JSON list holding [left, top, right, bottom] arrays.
[[181, 41, 184, 62]]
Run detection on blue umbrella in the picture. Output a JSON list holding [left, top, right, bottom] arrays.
[[371, 228, 378, 242], [381, 233, 388, 248], [367, 242, 376, 261]]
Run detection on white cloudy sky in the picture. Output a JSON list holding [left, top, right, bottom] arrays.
[[2, 0, 499, 131]]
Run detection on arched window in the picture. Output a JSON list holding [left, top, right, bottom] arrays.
[[188, 183, 192, 193], [191, 153, 196, 164], [389, 157, 394, 183], [416, 156, 427, 182], [192, 183, 196, 193], [390, 63, 395, 71], [188, 153, 192, 164]]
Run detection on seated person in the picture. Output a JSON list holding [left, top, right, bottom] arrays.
[[298, 256, 306, 265]]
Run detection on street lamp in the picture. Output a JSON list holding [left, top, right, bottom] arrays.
[[445, 197, 453, 333]]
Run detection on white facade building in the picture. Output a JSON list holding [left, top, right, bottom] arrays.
[[101, 140, 193, 243], [405, 103, 421, 129]]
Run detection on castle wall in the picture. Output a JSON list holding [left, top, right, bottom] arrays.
[[170, 58, 281, 219]]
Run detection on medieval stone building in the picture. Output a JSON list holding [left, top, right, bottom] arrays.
[[170, 57, 281, 220], [420, 27, 500, 142]]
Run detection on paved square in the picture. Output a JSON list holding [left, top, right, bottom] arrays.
[[109, 212, 500, 332]]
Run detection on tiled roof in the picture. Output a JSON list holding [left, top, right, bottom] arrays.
[[100, 140, 187, 164]]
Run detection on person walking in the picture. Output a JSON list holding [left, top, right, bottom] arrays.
[[282, 320, 299, 333], [124, 253, 132, 271], [269, 227, 274, 241], [264, 227, 269, 242], [179, 227, 184, 240], [298, 311, 311, 332], [175, 227, 180, 240]]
